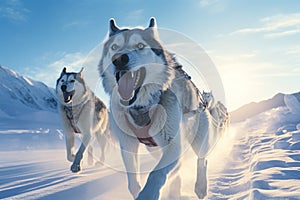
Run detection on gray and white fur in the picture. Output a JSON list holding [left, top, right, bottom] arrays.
[[98, 18, 228, 199], [56, 67, 109, 173]]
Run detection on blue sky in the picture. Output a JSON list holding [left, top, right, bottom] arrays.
[[0, 0, 300, 111]]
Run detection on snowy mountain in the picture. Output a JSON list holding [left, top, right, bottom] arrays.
[[0, 65, 63, 151], [0, 65, 58, 117], [230, 91, 300, 123]]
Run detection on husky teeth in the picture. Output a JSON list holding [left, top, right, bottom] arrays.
[[134, 70, 140, 88]]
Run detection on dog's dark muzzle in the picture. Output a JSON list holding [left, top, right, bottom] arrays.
[[112, 53, 129, 69], [61, 85, 67, 92]]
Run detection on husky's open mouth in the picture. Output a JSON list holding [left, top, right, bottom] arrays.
[[63, 91, 75, 103], [116, 67, 146, 106]]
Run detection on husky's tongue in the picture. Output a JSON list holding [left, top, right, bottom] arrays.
[[118, 71, 136, 101]]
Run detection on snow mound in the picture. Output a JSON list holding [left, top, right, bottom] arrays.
[[284, 94, 300, 114], [207, 97, 300, 199]]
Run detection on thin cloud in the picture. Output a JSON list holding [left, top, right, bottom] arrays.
[[62, 20, 89, 30], [286, 45, 300, 55], [25, 52, 86, 88], [231, 13, 300, 38], [214, 52, 257, 62], [199, 0, 219, 7], [198, 0, 225, 12], [48, 52, 85, 70], [255, 72, 300, 78], [0, 0, 30, 22], [265, 29, 300, 39], [125, 9, 144, 24]]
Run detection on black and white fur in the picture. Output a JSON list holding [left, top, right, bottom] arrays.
[[56, 67, 109, 173], [98, 18, 226, 199]]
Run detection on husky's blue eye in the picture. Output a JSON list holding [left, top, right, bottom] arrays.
[[111, 44, 119, 51], [61, 79, 64, 82], [137, 43, 145, 50], [70, 80, 75, 83]]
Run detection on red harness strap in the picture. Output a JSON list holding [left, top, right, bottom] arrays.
[[125, 114, 158, 147], [137, 137, 158, 147]]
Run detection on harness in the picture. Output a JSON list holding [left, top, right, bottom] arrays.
[[64, 106, 82, 133], [63, 98, 89, 134], [137, 136, 158, 147], [125, 92, 162, 147], [125, 112, 158, 147]]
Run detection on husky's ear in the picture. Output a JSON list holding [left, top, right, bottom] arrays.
[[148, 17, 156, 28], [61, 67, 67, 74], [78, 67, 84, 78], [109, 18, 120, 37], [147, 17, 159, 37]]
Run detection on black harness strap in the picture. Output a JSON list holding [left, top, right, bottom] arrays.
[[63, 98, 89, 134], [64, 106, 81, 133]]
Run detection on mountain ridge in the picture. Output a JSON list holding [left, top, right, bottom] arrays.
[[0, 65, 58, 117], [230, 91, 300, 123]]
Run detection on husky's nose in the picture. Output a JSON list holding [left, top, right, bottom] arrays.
[[61, 85, 67, 92], [112, 53, 129, 69]]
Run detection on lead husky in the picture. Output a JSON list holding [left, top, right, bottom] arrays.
[[98, 18, 227, 199], [56, 67, 109, 173]]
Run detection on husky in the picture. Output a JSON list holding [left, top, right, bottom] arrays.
[[202, 91, 219, 126], [56, 67, 109, 173], [202, 91, 215, 109], [202, 91, 229, 130], [98, 18, 228, 199]]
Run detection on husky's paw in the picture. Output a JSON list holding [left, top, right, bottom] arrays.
[[70, 163, 81, 173], [194, 182, 207, 199]]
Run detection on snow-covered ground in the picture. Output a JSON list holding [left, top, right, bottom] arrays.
[[1, 93, 300, 200], [1, 65, 300, 199]]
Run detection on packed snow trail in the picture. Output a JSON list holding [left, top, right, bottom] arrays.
[[207, 120, 300, 199]]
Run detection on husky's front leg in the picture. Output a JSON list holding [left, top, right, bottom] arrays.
[[195, 158, 207, 199], [95, 131, 107, 164], [120, 138, 141, 198], [136, 136, 181, 200], [71, 134, 91, 173], [65, 132, 75, 162]]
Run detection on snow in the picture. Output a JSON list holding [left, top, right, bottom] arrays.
[[0, 65, 58, 116], [284, 94, 300, 115], [1, 66, 300, 199], [1, 93, 299, 199]]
